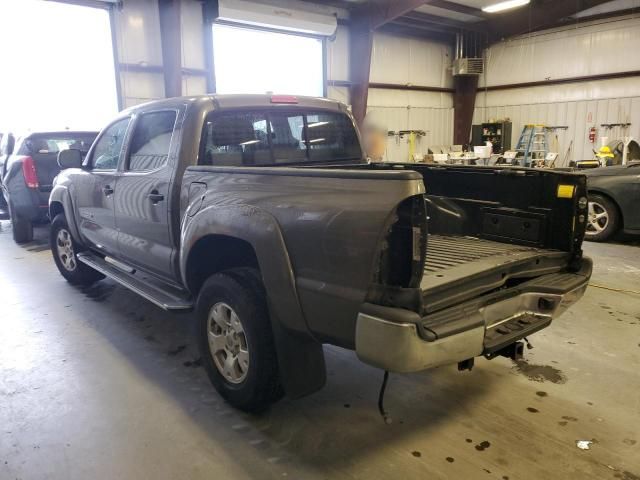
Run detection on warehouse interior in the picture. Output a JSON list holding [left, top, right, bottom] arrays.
[[0, 0, 639, 479]]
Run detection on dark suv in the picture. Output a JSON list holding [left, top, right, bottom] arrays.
[[2, 131, 97, 243]]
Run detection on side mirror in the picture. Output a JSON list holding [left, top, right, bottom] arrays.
[[57, 149, 83, 169]]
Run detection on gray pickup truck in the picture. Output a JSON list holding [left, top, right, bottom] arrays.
[[50, 94, 591, 412]]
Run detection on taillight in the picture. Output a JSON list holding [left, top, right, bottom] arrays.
[[378, 195, 427, 288], [22, 156, 39, 189]]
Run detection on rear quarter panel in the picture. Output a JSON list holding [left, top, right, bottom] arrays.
[[181, 167, 425, 347]]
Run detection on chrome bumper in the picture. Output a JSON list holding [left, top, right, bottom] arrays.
[[356, 258, 591, 373]]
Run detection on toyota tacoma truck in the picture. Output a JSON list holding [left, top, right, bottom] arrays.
[[50, 94, 591, 412]]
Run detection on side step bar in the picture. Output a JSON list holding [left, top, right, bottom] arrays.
[[77, 252, 193, 311]]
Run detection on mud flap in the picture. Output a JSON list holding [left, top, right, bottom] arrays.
[[269, 310, 326, 399]]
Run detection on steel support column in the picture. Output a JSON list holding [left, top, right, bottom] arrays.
[[158, 0, 182, 98], [453, 75, 478, 146], [348, 0, 428, 127]]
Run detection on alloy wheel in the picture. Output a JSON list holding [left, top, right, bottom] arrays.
[[207, 302, 250, 384]]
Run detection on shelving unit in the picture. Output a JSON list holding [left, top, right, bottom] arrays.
[[471, 121, 512, 154]]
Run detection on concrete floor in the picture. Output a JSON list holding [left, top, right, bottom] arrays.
[[0, 221, 638, 480]]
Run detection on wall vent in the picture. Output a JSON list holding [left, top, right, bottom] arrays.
[[452, 58, 484, 76]]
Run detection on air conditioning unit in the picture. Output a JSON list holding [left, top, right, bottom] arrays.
[[452, 58, 484, 76]]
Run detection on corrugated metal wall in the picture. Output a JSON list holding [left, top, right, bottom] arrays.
[[475, 15, 640, 165], [113, 0, 208, 108], [327, 29, 455, 161]]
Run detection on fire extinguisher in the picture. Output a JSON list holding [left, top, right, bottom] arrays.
[[588, 127, 597, 144]]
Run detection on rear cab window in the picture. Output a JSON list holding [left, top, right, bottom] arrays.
[[199, 109, 361, 167]]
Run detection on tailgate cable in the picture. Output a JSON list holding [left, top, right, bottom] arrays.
[[378, 370, 392, 424]]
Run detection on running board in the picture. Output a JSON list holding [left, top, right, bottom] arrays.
[[77, 252, 193, 311]]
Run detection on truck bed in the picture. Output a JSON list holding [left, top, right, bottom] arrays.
[[421, 235, 570, 313]]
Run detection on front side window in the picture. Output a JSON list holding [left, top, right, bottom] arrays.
[[200, 110, 361, 166], [92, 118, 130, 170], [127, 111, 177, 171]]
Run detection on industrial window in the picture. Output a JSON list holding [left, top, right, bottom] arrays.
[[128, 111, 177, 171], [199, 110, 361, 166], [212, 23, 324, 96]]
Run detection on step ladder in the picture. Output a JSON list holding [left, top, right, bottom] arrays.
[[515, 124, 549, 167]]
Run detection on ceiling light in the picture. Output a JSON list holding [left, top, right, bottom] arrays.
[[482, 0, 530, 13]]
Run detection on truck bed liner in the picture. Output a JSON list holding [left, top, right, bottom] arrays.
[[424, 235, 541, 273], [421, 235, 569, 313]]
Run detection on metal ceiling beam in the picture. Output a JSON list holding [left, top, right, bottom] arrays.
[[486, 0, 614, 40], [425, 0, 491, 19], [366, 0, 431, 29], [403, 10, 487, 33], [391, 18, 461, 35], [379, 22, 456, 42]]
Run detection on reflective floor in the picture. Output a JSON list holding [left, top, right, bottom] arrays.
[[0, 221, 638, 480]]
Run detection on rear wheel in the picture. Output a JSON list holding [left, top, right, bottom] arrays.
[[197, 268, 282, 412], [50, 213, 104, 285], [585, 194, 619, 242], [9, 202, 33, 244]]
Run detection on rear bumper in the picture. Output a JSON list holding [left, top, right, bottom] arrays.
[[355, 258, 592, 373], [6, 184, 50, 221]]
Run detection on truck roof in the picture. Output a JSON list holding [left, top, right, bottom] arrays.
[[120, 94, 346, 117]]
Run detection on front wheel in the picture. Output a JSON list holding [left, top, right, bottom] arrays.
[[50, 213, 104, 285], [197, 268, 283, 412], [585, 194, 619, 242]]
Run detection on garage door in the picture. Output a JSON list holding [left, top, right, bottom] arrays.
[[0, 0, 118, 133]]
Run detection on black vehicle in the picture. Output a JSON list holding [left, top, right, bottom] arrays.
[[584, 161, 640, 241], [1, 131, 97, 243]]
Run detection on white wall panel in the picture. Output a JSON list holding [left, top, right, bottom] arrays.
[[120, 71, 165, 106], [181, 0, 206, 70], [113, 0, 163, 66], [370, 33, 453, 88], [367, 88, 453, 162], [327, 85, 350, 104], [327, 25, 349, 82], [481, 16, 640, 87], [326, 30, 456, 156], [474, 15, 640, 165], [182, 76, 208, 96], [475, 89, 640, 165]]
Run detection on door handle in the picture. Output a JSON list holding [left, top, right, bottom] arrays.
[[148, 190, 164, 204], [102, 185, 114, 196]]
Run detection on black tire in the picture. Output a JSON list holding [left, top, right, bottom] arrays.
[[9, 202, 33, 244], [50, 213, 104, 285], [197, 268, 283, 412], [585, 194, 620, 242]]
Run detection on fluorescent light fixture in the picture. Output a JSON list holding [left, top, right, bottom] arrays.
[[308, 138, 325, 143], [239, 139, 260, 146], [482, 0, 530, 13], [308, 121, 329, 128]]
